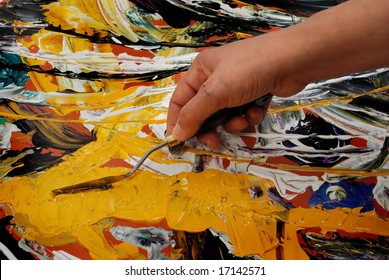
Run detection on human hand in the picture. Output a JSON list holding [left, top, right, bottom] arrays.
[[166, 0, 389, 150], [166, 34, 307, 149]]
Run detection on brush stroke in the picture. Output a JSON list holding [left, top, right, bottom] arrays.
[[298, 228, 389, 260], [110, 226, 174, 259]]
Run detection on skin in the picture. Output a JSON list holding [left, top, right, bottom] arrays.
[[166, 0, 389, 149]]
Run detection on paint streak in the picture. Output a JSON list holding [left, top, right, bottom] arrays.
[[110, 226, 174, 259], [0, 0, 388, 260], [297, 228, 389, 260]]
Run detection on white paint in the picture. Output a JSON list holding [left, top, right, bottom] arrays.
[[247, 164, 322, 200], [0, 242, 18, 260], [0, 118, 21, 149], [0, 87, 46, 105], [374, 177, 389, 211], [53, 250, 80, 260], [167, 0, 303, 25], [97, 0, 138, 42], [16, 45, 195, 75], [126, 149, 194, 176]]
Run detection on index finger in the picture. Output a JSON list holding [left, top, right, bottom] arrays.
[[166, 59, 207, 136]]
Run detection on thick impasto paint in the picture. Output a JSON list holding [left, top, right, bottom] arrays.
[[0, 0, 388, 260]]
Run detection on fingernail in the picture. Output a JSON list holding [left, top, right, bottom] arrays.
[[172, 123, 185, 141]]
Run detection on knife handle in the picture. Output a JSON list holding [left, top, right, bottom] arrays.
[[195, 93, 272, 136], [167, 93, 272, 152]]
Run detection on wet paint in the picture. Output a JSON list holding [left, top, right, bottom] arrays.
[[0, 0, 388, 260]]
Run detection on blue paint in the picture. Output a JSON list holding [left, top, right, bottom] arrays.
[[110, 226, 174, 259], [309, 180, 375, 212], [0, 53, 29, 88]]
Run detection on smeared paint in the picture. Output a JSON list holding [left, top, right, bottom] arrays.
[[309, 180, 375, 212], [374, 176, 389, 211], [110, 226, 174, 259], [0, 0, 388, 260], [298, 228, 389, 260]]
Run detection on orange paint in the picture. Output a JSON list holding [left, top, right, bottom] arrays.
[[41, 148, 66, 157], [222, 158, 230, 169], [350, 137, 368, 148], [10, 132, 35, 151], [40, 62, 54, 71], [100, 158, 133, 169], [28, 45, 39, 54], [23, 79, 38, 91], [111, 44, 154, 58], [240, 136, 257, 148]]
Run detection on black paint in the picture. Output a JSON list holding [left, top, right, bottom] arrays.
[[0, 216, 35, 260]]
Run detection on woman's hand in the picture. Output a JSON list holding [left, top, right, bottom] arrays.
[[166, 0, 389, 149]]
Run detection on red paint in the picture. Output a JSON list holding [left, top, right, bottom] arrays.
[[350, 137, 368, 148], [240, 136, 256, 148], [267, 155, 299, 166], [61, 111, 82, 121], [22, 36, 33, 42], [0, 207, 7, 219], [100, 158, 133, 168], [374, 200, 389, 218], [24, 79, 38, 91], [28, 45, 39, 53], [41, 147, 65, 157], [10, 132, 35, 151], [48, 73, 59, 87], [111, 44, 154, 59], [360, 177, 377, 185], [205, 32, 235, 44], [152, 19, 168, 26], [53, 243, 92, 259], [141, 124, 152, 135], [289, 186, 314, 208], [40, 61, 54, 71], [240, 125, 257, 147], [222, 158, 230, 169], [123, 81, 154, 90], [141, 125, 157, 138]]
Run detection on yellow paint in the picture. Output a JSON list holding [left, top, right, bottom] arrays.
[[2, 0, 388, 261], [19, 29, 112, 56], [2, 127, 388, 259], [0, 132, 283, 258], [0, 94, 285, 259], [261, 162, 389, 176], [43, 2, 110, 37], [45, 85, 153, 109], [28, 72, 62, 93], [268, 85, 389, 114], [283, 223, 310, 260], [288, 207, 389, 235], [91, 0, 139, 42], [77, 225, 143, 260], [0, 150, 32, 179], [58, 0, 109, 25]]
